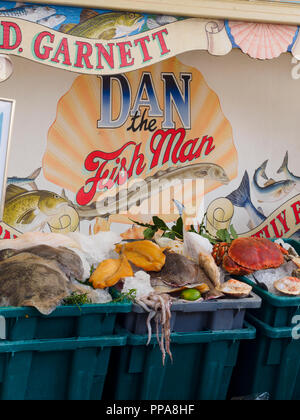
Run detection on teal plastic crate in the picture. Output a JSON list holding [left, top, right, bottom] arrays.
[[230, 314, 300, 400], [239, 239, 300, 328], [0, 334, 127, 400], [0, 302, 132, 340], [104, 324, 256, 400]]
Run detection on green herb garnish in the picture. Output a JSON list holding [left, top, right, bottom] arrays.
[[131, 216, 184, 240], [63, 292, 92, 307], [112, 289, 137, 303], [132, 213, 238, 246]]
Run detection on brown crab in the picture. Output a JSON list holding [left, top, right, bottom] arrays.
[[212, 237, 286, 276]]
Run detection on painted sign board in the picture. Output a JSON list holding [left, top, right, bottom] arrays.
[[0, 2, 300, 241]]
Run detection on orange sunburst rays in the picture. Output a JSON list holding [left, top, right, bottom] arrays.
[[43, 57, 238, 221]]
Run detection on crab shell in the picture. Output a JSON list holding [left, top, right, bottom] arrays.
[[220, 237, 285, 276]]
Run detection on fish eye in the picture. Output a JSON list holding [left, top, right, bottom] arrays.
[[128, 13, 136, 19]]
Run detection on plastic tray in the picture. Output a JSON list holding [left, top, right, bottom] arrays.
[[0, 334, 127, 400], [239, 239, 300, 328], [0, 302, 132, 341], [118, 293, 261, 333], [103, 324, 256, 400], [230, 314, 300, 400]]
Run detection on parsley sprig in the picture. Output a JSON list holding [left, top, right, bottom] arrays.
[[132, 214, 238, 245], [131, 216, 183, 240]]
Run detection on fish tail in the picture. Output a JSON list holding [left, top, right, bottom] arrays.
[[277, 151, 288, 174], [260, 160, 269, 180], [173, 199, 185, 216], [29, 182, 38, 190], [226, 171, 251, 208], [29, 167, 42, 181]]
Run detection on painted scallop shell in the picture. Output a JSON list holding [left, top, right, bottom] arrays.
[[229, 21, 297, 59], [43, 57, 237, 224]]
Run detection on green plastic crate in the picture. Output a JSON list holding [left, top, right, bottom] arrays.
[[230, 314, 300, 400], [0, 334, 127, 400], [239, 239, 300, 328], [0, 302, 132, 341], [104, 324, 256, 401]]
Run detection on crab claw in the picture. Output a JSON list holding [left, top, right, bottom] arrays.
[[223, 255, 254, 276], [275, 243, 289, 256]]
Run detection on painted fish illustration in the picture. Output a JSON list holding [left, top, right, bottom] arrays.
[[76, 163, 229, 220], [253, 160, 296, 203], [3, 185, 79, 233], [147, 15, 178, 30], [0, 5, 56, 22], [59, 9, 145, 40], [277, 151, 300, 192], [7, 167, 41, 190], [227, 171, 266, 228], [38, 14, 66, 29]]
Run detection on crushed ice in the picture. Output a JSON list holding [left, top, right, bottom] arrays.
[[248, 260, 297, 295]]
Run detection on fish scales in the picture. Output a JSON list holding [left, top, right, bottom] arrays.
[[64, 12, 144, 39]]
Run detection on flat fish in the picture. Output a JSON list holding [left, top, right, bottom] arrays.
[[77, 163, 230, 220], [0, 245, 84, 281], [150, 251, 210, 288], [0, 250, 104, 314], [150, 251, 222, 298], [0, 253, 72, 315]]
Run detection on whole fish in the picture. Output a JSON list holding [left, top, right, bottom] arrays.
[[3, 185, 79, 233], [277, 151, 300, 192], [7, 167, 41, 190], [227, 171, 266, 228], [0, 5, 56, 22], [252, 160, 296, 203], [38, 14, 66, 29], [76, 163, 229, 220], [60, 10, 144, 40]]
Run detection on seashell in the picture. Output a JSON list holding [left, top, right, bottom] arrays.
[[228, 21, 297, 59], [274, 277, 300, 296], [43, 57, 237, 223], [218, 279, 252, 298], [0, 55, 13, 82]]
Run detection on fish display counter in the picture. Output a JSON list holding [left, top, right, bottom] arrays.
[[0, 0, 299, 401]]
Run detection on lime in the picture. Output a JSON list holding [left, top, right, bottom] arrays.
[[181, 288, 201, 301]]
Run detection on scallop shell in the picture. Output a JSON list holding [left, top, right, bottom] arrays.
[[0, 55, 13, 82], [218, 279, 252, 299], [228, 21, 297, 59], [43, 57, 237, 223], [274, 277, 300, 296]]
